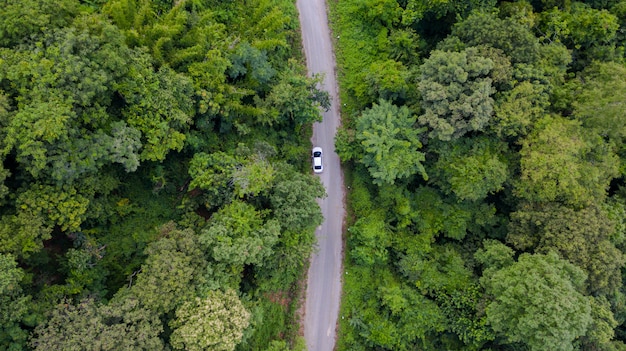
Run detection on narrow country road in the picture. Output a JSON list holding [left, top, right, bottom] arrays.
[[296, 0, 345, 350]]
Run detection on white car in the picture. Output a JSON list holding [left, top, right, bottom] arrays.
[[312, 147, 323, 173]]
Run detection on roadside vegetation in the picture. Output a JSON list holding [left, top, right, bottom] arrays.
[[0, 0, 328, 350], [331, 0, 626, 350]]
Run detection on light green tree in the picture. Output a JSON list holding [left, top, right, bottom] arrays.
[[571, 61, 626, 143], [200, 200, 280, 274], [30, 297, 164, 351], [126, 223, 206, 314], [357, 99, 427, 185], [516, 115, 619, 207], [482, 252, 592, 351], [169, 289, 250, 351]]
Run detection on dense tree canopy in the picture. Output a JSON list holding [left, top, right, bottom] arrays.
[[356, 99, 427, 184], [481, 252, 592, 351], [332, 0, 626, 349], [0, 0, 326, 350]]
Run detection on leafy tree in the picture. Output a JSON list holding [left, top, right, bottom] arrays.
[[401, 0, 496, 25], [0, 254, 30, 351], [363, 60, 412, 103], [118, 64, 194, 162], [169, 289, 250, 351], [17, 184, 89, 232], [408, 186, 497, 241], [269, 166, 325, 233], [447, 10, 541, 64], [508, 203, 624, 295], [348, 269, 446, 350], [356, 99, 427, 185], [418, 48, 494, 141], [437, 284, 495, 349], [200, 200, 280, 277], [481, 251, 592, 351], [125, 223, 206, 314], [0, 17, 144, 183], [261, 60, 329, 127], [189, 146, 278, 207], [399, 243, 473, 296], [580, 296, 620, 350], [571, 61, 626, 143], [431, 136, 509, 201], [188, 151, 239, 209], [387, 28, 423, 65], [0, 0, 78, 47], [474, 239, 515, 272], [516, 115, 619, 207], [30, 297, 164, 351], [539, 4, 619, 52], [492, 79, 550, 138], [0, 211, 52, 259], [348, 210, 392, 266]]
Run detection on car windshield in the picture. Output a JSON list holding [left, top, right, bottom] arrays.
[[314, 151, 321, 157]]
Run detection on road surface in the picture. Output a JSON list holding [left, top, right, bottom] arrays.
[[296, 0, 345, 350]]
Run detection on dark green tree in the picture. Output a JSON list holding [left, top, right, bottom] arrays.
[[431, 136, 509, 201], [30, 297, 164, 351], [508, 203, 624, 295], [0, 254, 30, 351], [418, 48, 494, 141]]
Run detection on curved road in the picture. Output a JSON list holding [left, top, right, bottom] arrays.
[[296, 1, 345, 350]]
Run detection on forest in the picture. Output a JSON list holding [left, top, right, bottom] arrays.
[[331, 0, 626, 349], [0, 0, 330, 350]]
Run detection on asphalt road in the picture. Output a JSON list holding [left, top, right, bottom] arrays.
[[296, 0, 345, 350]]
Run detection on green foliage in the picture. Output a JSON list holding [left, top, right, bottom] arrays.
[[169, 289, 251, 351], [30, 297, 164, 351], [418, 48, 495, 141], [482, 252, 592, 351], [474, 239, 515, 271], [539, 3, 619, 50], [410, 186, 497, 241], [437, 284, 495, 349], [363, 60, 412, 102], [508, 203, 624, 295], [356, 99, 427, 185], [125, 222, 206, 314], [17, 184, 89, 232], [118, 64, 193, 162], [261, 60, 329, 127], [0, 211, 52, 259], [581, 296, 620, 349], [571, 61, 626, 143], [270, 166, 326, 233], [0, 0, 79, 47], [332, 0, 626, 349], [399, 243, 474, 296], [432, 137, 510, 201], [516, 115, 619, 207], [0, 254, 30, 351], [348, 211, 391, 266], [492, 80, 550, 138], [448, 11, 541, 64], [200, 201, 280, 275]]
